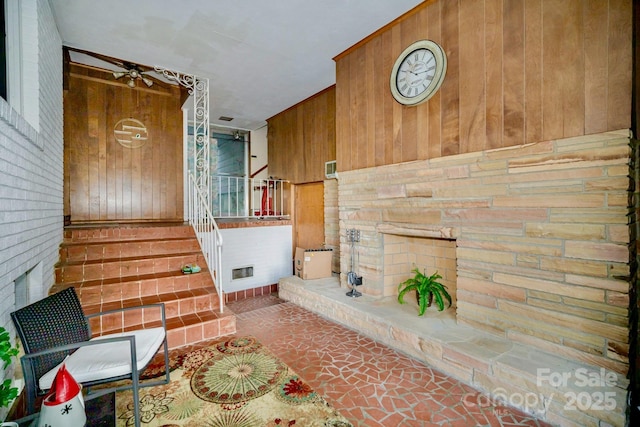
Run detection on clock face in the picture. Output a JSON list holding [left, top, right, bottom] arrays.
[[390, 40, 447, 106], [396, 48, 436, 98]]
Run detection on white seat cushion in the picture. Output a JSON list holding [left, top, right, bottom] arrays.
[[38, 327, 166, 390]]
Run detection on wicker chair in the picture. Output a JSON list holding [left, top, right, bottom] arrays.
[[11, 287, 170, 427]]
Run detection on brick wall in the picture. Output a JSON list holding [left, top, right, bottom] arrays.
[[338, 130, 631, 374], [0, 0, 63, 402]]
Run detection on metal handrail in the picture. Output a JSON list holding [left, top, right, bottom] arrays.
[[187, 172, 224, 312], [211, 175, 290, 218]]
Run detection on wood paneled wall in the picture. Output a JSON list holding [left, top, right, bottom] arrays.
[[335, 0, 632, 172], [64, 64, 184, 223], [267, 86, 336, 184]]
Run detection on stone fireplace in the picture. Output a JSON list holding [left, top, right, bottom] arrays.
[[383, 234, 457, 308], [281, 130, 632, 427], [338, 129, 631, 378]]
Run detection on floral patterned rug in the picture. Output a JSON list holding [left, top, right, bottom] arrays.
[[115, 336, 353, 426]]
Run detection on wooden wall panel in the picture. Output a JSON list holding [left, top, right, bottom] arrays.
[[440, 0, 460, 158], [459, 0, 485, 154], [485, 0, 503, 149], [608, 0, 633, 131], [267, 86, 336, 184], [354, 47, 367, 170], [333, 0, 632, 173], [336, 61, 350, 173], [524, 0, 543, 143], [584, 0, 609, 134], [399, 13, 419, 163], [426, 3, 442, 160], [502, 0, 524, 146], [64, 64, 183, 223]]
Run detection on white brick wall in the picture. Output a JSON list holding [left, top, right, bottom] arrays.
[[0, 0, 63, 406], [20, 0, 39, 130]]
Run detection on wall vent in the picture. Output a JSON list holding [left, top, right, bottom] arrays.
[[232, 265, 254, 280], [325, 160, 337, 179]]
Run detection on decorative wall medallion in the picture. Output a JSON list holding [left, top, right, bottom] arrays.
[[114, 118, 148, 148]]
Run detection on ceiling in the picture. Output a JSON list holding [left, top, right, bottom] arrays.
[[50, 0, 424, 131]]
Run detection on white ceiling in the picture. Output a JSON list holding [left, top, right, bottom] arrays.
[[50, 0, 424, 131]]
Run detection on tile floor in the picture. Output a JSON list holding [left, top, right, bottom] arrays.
[[9, 293, 551, 425], [222, 294, 550, 427]]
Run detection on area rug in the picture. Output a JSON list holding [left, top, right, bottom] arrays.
[[115, 336, 353, 426]]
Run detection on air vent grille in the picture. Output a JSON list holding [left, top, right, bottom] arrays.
[[232, 266, 254, 280]]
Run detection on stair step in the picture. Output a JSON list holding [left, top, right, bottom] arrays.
[[165, 312, 236, 349], [64, 223, 195, 243], [59, 237, 202, 263], [50, 270, 214, 305], [55, 223, 236, 350], [83, 287, 219, 319], [84, 289, 235, 350], [55, 252, 206, 283]]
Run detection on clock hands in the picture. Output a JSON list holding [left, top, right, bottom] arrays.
[[401, 63, 435, 76], [400, 68, 419, 76]]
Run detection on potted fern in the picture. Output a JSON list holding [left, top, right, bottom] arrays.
[[397, 268, 452, 316], [0, 326, 18, 409]]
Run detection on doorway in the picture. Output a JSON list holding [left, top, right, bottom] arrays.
[[294, 182, 324, 250]]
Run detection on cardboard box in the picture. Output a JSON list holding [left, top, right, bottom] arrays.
[[294, 247, 332, 280]]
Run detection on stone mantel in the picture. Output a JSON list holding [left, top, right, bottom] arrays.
[[376, 222, 458, 239]]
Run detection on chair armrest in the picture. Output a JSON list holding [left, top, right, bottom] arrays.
[[85, 303, 167, 328], [22, 334, 137, 361]]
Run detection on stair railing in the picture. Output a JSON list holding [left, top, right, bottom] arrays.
[[187, 171, 224, 312], [210, 174, 291, 218]]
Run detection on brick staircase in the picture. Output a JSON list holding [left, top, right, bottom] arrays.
[[52, 223, 236, 349]]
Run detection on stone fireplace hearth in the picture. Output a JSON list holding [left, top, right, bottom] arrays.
[[278, 276, 627, 427], [313, 129, 632, 426]]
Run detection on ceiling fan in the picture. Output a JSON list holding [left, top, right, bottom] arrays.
[[64, 46, 169, 89], [112, 64, 154, 88]]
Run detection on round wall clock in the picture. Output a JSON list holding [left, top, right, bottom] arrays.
[[390, 40, 447, 106]]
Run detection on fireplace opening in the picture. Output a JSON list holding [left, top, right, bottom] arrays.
[[383, 234, 457, 310]]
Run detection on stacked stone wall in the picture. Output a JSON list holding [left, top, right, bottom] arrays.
[[338, 130, 631, 374]]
